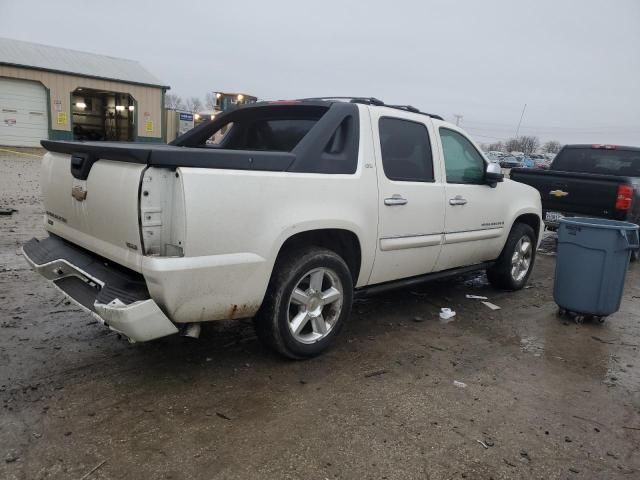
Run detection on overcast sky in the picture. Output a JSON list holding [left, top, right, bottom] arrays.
[[1, 0, 639, 145]]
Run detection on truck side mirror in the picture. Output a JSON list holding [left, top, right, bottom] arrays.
[[485, 162, 504, 188]]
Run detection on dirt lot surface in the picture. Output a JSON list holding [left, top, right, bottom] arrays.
[[1, 150, 639, 480]]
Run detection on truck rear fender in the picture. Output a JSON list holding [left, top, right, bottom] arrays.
[[271, 228, 363, 286]]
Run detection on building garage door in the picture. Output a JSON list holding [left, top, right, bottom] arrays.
[[0, 78, 48, 147]]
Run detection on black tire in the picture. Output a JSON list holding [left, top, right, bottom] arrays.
[[254, 247, 353, 359], [487, 223, 537, 291]]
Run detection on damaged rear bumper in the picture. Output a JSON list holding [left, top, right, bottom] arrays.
[[22, 235, 178, 342]]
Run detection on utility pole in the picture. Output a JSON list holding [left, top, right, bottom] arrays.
[[514, 103, 527, 138], [453, 114, 463, 126]]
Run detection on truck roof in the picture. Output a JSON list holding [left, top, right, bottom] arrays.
[[563, 144, 640, 152]]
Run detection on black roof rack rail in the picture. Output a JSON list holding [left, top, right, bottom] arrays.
[[298, 97, 443, 121], [299, 96, 385, 106], [387, 104, 419, 113], [386, 105, 444, 121]]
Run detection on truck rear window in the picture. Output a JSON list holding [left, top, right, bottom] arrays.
[[170, 102, 360, 174], [553, 147, 640, 176], [189, 105, 328, 152], [223, 118, 319, 152]]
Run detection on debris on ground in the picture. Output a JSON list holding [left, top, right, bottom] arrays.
[[0, 207, 17, 216], [481, 301, 501, 311], [453, 380, 467, 388], [476, 439, 489, 449], [439, 308, 456, 322], [5, 450, 20, 463], [466, 294, 488, 300], [364, 369, 388, 378], [413, 316, 425, 322], [79, 460, 107, 480]]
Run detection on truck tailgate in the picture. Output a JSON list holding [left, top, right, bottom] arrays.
[[42, 152, 146, 272], [511, 168, 625, 218]]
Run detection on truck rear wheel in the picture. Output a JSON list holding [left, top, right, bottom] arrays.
[[254, 247, 353, 359], [487, 223, 536, 290]]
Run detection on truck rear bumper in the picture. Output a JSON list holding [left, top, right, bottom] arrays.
[[22, 235, 178, 342]]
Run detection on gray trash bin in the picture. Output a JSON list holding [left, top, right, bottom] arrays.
[[554, 217, 639, 318]]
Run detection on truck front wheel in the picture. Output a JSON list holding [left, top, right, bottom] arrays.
[[254, 247, 353, 359], [487, 223, 536, 290]]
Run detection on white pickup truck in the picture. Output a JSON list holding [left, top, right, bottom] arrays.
[[23, 97, 542, 358]]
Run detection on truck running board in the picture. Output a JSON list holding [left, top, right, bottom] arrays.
[[355, 262, 494, 298]]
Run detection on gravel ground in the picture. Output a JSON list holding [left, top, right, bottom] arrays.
[[1, 149, 639, 480]]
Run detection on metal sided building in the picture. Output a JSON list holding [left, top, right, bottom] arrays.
[[0, 37, 169, 147]]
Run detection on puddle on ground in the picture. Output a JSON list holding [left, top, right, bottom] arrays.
[[537, 231, 557, 256], [460, 271, 490, 288]]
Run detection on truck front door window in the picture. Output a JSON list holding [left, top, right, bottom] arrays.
[[440, 128, 485, 184]]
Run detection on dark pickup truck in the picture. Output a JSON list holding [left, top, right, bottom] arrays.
[[511, 144, 640, 233]]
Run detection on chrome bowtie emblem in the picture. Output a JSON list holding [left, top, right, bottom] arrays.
[[549, 189, 568, 198], [71, 185, 87, 201]]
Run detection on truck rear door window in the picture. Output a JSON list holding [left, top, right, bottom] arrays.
[[379, 117, 434, 182], [552, 148, 640, 176]]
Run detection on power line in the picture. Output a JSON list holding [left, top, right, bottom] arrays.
[[463, 122, 640, 133], [514, 103, 527, 137]]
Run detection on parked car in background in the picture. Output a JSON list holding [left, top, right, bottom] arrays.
[[521, 157, 535, 168], [22, 97, 542, 358], [533, 157, 552, 169], [510, 144, 640, 260], [500, 156, 522, 168]]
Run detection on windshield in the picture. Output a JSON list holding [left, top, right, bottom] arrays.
[[552, 147, 640, 176]]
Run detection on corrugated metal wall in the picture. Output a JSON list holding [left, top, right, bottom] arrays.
[[0, 65, 163, 140]]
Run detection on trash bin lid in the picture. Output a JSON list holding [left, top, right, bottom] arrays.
[[559, 217, 639, 231]]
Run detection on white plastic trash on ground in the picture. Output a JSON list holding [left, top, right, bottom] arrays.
[[439, 308, 456, 322]]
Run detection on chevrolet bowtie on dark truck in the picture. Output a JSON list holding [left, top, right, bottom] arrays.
[[511, 144, 640, 251]]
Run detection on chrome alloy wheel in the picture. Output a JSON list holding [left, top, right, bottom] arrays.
[[287, 267, 344, 344], [511, 236, 533, 282]]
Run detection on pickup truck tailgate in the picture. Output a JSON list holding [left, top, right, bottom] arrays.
[[511, 168, 624, 218], [42, 152, 146, 272]]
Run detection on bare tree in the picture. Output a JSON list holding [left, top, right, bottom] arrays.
[[504, 136, 540, 154], [519, 136, 540, 154], [505, 138, 521, 153], [204, 92, 217, 110], [542, 140, 562, 154], [165, 93, 184, 110], [487, 141, 505, 152], [184, 97, 204, 113]]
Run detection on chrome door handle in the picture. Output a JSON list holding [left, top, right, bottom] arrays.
[[384, 195, 408, 206], [449, 195, 467, 206]]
